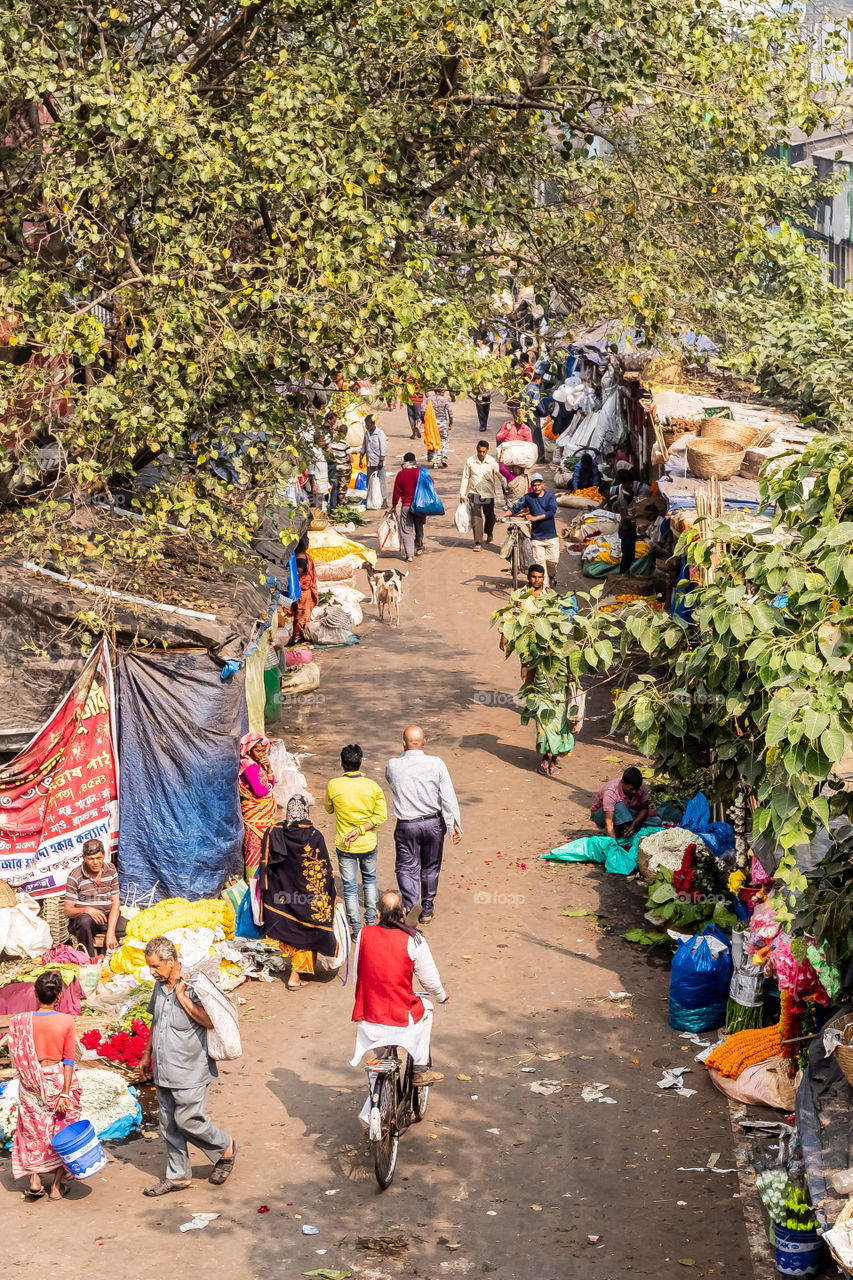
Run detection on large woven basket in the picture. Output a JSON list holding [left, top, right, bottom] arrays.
[[309, 507, 329, 531], [42, 894, 70, 945], [700, 419, 760, 449], [824, 1010, 853, 1087], [686, 437, 745, 481], [0, 879, 16, 909]]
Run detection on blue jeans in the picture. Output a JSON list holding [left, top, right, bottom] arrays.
[[337, 848, 378, 934], [592, 801, 636, 831]]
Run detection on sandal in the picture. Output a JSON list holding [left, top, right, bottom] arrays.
[[548, 762, 562, 776], [24, 1186, 46, 1201], [209, 1139, 238, 1185], [142, 1179, 192, 1197], [537, 761, 551, 776]]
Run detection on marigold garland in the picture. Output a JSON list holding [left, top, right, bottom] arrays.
[[704, 1021, 782, 1079]]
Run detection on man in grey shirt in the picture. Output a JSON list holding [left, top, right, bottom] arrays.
[[360, 414, 388, 508], [139, 936, 237, 1196], [385, 725, 462, 924]]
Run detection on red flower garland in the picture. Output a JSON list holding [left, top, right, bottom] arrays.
[[80, 1020, 150, 1068]]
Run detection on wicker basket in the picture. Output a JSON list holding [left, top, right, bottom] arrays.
[[0, 879, 16, 909], [309, 507, 329, 531], [700, 419, 760, 449], [686, 437, 745, 481], [41, 894, 70, 945], [825, 1010, 853, 1087]]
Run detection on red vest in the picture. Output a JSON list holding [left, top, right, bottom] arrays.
[[352, 925, 425, 1026]]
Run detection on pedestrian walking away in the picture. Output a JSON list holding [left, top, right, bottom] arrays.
[[360, 414, 388, 508], [385, 725, 462, 924], [406, 388, 424, 439], [392, 453, 427, 560], [139, 937, 236, 1196], [325, 743, 388, 937], [459, 439, 503, 551], [350, 889, 448, 1086], [498, 473, 561, 588], [425, 389, 453, 467]]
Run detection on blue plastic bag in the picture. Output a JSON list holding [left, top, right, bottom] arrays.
[[669, 923, 733, 1031], [286, 551, 302, 602], [681, 790, 734, 856], [235, 884, 264, 939], [411, 467, 445, 517]]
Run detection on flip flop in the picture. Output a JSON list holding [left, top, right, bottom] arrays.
[[24, 1187, 46, 1201], [209, 1139, 238, 1185], [538, 761, 551, 776], [142, 1179, 192, 1197]]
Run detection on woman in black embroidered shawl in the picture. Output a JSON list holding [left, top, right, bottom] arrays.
[[260, 795, 337, 989]]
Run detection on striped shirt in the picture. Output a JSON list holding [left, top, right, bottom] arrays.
[[64, 861, 120, 911]]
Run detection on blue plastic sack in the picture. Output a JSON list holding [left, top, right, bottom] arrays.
[[411, 467, 445, 517], [353, 471, 367, 492], [681, 791, 734, 856], [668, 993, 728, 1033], [286, 551, 301, 602], [669, 924, 733, 1029]]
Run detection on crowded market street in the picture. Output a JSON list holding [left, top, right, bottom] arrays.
[[3, 400, 767, 1280]]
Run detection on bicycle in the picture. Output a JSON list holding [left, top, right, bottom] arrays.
[[363, 994, 436, 1189], [501, 517, 532, 591]]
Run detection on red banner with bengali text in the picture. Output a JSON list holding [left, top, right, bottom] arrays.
[[0, 639, 118, 897]]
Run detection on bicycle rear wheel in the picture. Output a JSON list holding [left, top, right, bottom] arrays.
[[511, 537, 520, 590], [412, 1082, 429, 1121], [373, 1074, 400, 1189]]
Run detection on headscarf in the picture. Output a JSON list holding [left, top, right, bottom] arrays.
[[240, 732, 270, 775], [284, 794, 310, 826]]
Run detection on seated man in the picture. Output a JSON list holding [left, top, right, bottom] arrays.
[[590, 766, 651, 839], [350, 889, 447, 1086], [64, 839, 126, 957]]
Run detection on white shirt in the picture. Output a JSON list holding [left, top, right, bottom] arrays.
[[385, 750, 462, 829], [350, 932, 446, 1067], [460, 454, 502, 502]]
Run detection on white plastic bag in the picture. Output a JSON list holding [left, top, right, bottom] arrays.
[[313, 902, 351, 976], [378, 512, 401, 553], [268, 741, 314, 810], [191, 970, 242, 1060], [366, 474, 383, 509], [0, 894, 52, 958], [454, 501, 472, 534]]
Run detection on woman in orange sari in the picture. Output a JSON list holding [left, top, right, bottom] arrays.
[[290, 542, 318, 643], [238, 732, 277, 878]]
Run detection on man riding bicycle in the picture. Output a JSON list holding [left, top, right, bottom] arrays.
[[350, 889, 448, 1086]]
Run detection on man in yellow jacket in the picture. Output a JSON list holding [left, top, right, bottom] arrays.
[[325, 743, 388, 938]]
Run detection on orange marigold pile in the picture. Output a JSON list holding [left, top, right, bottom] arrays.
[[704, 1022, 782, 1079], [575, 486, 604, 501]]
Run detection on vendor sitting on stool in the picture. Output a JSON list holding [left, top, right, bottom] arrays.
[[64, 839, 126, 957], [590, 767, 651, 839]]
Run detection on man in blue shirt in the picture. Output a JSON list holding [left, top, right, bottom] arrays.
[[499, 473, 561, 588]]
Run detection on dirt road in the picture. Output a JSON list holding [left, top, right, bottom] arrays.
[[4, 399, 759, 1279]]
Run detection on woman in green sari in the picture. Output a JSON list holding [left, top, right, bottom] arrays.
[[521, 658, 574, 777]]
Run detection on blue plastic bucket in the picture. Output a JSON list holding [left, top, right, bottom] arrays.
[[51, 1120, 108, 1179], [774, 1224, 823, 1277]]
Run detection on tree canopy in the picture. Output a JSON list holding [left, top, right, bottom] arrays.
[[0, 0, 846, 567]]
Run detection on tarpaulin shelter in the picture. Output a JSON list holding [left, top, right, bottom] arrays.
[[0, 513, 281, 904]]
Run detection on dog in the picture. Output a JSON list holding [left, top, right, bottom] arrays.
[[364, 564, 408, 626]]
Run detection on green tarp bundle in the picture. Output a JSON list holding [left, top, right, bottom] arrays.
[[542, 825, 662, 876]]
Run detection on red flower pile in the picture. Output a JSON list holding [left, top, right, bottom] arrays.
[[80, 1019, 150, 1068], [673, 844, 698, 900]]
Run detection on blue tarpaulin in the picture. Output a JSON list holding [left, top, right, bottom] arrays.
[[117, 651, 247, 900]]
